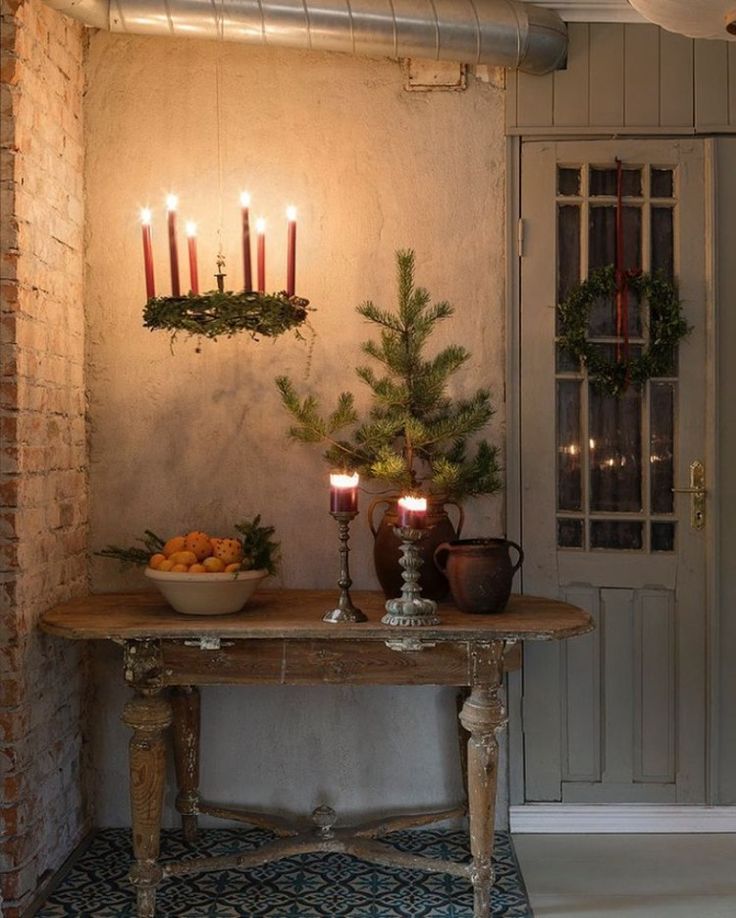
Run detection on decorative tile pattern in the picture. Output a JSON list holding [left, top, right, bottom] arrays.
[[37, 828, 531, 917]]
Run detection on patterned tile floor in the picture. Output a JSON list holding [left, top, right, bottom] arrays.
[[36, 828, 531, 917]]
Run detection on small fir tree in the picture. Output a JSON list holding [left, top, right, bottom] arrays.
[[276, 249, 502, 501]]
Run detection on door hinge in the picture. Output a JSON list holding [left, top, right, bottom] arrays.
[[517, 218, 525, 257]]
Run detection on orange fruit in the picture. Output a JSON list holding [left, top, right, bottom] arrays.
[[203, 556, 225, 573], [169, 550, 198, 567], [185, 531, 213, 561], [149, 553, 166, 570], [188, 563, 207, 573], [162, 536, 186, 558], [224, 562, 241, 573], [171, 563, 189, 573], [158, 559, 174, 571], [213, 538, 243, 565]]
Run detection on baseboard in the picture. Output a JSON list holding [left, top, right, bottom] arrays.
[[22, 830, 96, 917], [510, 804, 736, 834]]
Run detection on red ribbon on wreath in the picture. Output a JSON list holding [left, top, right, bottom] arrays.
[[614, 158, 641, 381]]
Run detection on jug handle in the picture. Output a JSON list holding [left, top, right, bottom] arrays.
[[445, 500, 465, 537], [507, 539, 524, 574], [433, 542, 452, 575], [367, 497, 393, 537]]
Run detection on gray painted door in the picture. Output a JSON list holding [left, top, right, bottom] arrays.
[[520, 139, 708, 804]]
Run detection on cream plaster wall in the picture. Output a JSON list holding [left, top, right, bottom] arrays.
[[84, 33, 507, 826]]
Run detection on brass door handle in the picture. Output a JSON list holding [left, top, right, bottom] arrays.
[[672, 460, 705, 529], [672, 487, 706, 494]]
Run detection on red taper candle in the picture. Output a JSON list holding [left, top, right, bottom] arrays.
[[330, 473, 359, 513], [185, 221, 199, 295], [166, 194, 181, 297], [241, 191, 253, 291], [286, 205, 297, 297], [140, 208, 155, 299], [256, 217, 266, 293]]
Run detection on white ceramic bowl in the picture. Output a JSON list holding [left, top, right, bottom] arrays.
[[145, 567, 268, 615]]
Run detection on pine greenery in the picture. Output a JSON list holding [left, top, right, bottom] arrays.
[[275, 250, 502, 501]]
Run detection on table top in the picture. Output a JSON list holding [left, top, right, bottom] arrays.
[[40, 589, 593, 643]]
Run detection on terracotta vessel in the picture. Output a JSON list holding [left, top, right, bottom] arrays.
[[433, 538, 524, 614], [368, 496, 464, 601]]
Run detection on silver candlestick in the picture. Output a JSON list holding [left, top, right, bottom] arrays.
[[323, 511, 367, 623], [382, 526, 440, 627]]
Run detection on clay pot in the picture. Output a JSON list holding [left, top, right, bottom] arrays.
[[433, 538, 524, 614], [368, 496, 464, 601]]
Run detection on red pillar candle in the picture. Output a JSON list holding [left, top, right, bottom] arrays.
[[140, 208, 155, 299], [286, 205, 297, 297], [166, 194, 181, 297], [185, 221, 199, 295], [256, 217, 266, 293], [330, 473, 359, 513], [397, 495, 427, 529], [240, 191, 253, 292]]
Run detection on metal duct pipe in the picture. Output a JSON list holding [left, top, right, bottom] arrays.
[[44, 0, 567, 74]]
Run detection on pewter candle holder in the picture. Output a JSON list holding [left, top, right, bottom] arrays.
[[382, 526, 440, 627], [323, 511, 367, 624]]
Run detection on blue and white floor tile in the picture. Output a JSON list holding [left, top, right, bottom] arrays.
[[36, 828, 531, 917]]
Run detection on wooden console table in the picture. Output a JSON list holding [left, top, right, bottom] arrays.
[[41, 589, 592, 918]]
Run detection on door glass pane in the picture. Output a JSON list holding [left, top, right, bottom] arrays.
[[651, 521, 676, 552], [590, 520, 643, 550], [650, 382, 675, 513], [651, 168, 673, 198], [589, 206, 642, 272], [558, 205, 581, 306], [589, 386, 642, 512], [557, 380, 582, 511], [558, 167, 581, 196], [558, 518, 584, 548], [651, 207, 674, 281], [556, 344, 580, 373], [590, 167, 642, 197]]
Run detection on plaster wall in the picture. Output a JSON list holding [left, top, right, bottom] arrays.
[[84, 34, 507, 826]]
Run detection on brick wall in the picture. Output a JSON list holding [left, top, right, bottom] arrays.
[[0, 0, 90, 914]]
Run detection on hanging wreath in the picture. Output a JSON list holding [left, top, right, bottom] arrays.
[[143, 290, 311, 341], [557, 265, 690, 396]]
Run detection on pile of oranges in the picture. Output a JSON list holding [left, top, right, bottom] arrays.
[[148, 531, 244, 574]]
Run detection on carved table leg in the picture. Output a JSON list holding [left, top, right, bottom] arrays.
[[460, 644, 508, 918], [123, 641, 172, 918], [171, 685, 201, 842]]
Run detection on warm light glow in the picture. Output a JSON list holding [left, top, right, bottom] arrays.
[[286, 205, 297, 222], [398, 496, 427, 513], [166, 194, 178, 212], [256, 217, 266, 234], [185, 221, 197, 238], [140, 208, 152, 226], [330, 473, 359, 489], [240, 191, 251, 208], [589, 438, 596, 450]]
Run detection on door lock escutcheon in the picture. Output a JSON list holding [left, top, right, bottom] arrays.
[[672, 460, 706, 530]]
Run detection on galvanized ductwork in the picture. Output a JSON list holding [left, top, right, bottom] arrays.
[[44, 0, 567, 74]]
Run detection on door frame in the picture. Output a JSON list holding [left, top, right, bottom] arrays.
[[504, 135, 721, 814]]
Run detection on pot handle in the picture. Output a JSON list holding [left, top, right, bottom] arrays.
[[445, 500, 465, 537], [507, 539, 524, 574], [367, 497, 393, 537], [433, 542, 452, 575]]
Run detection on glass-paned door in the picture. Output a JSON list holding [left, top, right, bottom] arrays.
[[519, 140, 708, 805]]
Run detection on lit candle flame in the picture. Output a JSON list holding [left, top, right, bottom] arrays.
[[140, 208, 152, 226], [398, 496, 427, 512], [166, 194, 178, 212], [240, 191, 251, 208], [330, 472, 359, 489], [185, 221, 197, 238], [286, 205, 297, 222], [256, 217, 266, 234]]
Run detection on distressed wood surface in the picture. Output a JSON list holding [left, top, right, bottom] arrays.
[[170, 686, 200, 842], [40, 589, 593, 643]]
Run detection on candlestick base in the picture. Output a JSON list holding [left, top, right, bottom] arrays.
[[324, 510, 367, 624], [382, 527, 440, 627]]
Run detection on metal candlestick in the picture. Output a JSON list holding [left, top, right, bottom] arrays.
[[323, 511, 367, 623], [382, 526, 440, 627], [215, 254, 227, 292]]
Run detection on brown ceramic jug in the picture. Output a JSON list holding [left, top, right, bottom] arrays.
[[433, 538, 524, 614], [368, 496, 464, 601]]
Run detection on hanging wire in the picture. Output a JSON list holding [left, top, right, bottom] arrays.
[[214, 0, 226, 265]]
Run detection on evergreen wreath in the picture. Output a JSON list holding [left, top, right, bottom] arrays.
[[143, 290, 311, 341], [557, 265, 690, 396]]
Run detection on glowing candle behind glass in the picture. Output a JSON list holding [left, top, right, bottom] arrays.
[[185, 221, 199, 295], [240, 191, 253, 292], [140, 208, 155, 299], [166, 194, 181, 296], [286, 205, 297, 297], [330, 473, 359, 513], [397, 495, 427, 529], [256, 217, 266, 293]]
